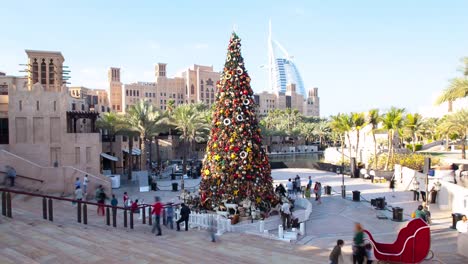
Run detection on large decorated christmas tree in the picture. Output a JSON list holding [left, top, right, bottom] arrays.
[[199, 33, 276, 211]]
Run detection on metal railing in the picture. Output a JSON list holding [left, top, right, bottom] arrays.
[[0, 187, 178, 230]]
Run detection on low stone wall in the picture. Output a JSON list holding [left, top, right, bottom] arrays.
[[458, 233, 468, 258], [0, 149, 111, 196], [395, 164, 468, 215]]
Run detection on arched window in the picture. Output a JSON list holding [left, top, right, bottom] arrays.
[[41, 59, 47, 84], [32, 59, 38, 83], [190, 84, 195, 95], [49, 59, 55, 85]]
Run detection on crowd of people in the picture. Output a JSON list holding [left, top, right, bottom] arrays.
[[70, 175, 193, 238]]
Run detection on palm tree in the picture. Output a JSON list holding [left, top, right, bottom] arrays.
[[341, 114, 353, 160], [96, 112, 122, 158], [404, 113, 423, 152], [314, 121, 331, 150], [299, 122, 316, 146], [367, 109, 381, 169], [126, 100, 166, 171], [330, 114, 352, 163], [170, 104, 208, 190], [420, 117, 438, 142], [438, 109, 468, 159], [351, 112, 367, 161], [382, 107, 405, 170], [436, 57, 468, 109]]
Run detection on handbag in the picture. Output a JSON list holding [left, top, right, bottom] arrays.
[[411, 211, 416, 218]]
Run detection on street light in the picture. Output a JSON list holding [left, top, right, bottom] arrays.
[[340, 163, 346, 198]]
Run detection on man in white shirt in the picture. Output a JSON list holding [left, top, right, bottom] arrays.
[[430, 180, 442, 204], [456, 215, 468, 233], [286, 179, 293, 197], [83, 174, 89, 194], [280, 201, 291, 230]]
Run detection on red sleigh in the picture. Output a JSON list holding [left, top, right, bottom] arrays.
[[364, 218, 432, 263]]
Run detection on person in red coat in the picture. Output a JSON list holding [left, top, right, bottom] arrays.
[[151, 196, 163, 236]]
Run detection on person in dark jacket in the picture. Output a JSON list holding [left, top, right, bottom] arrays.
[[176, 203, 191, 231], [329, 239, 344, 264]]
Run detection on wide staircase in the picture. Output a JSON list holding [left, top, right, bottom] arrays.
[[0, 192, 329, 264]]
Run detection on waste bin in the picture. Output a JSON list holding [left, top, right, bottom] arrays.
[[392, 207, 403, 221], [151, 182, 157, 191], [325, 185, 332, 195], [452, 213, 464, 229], [352, 191, 360, 202], [375, 197, 386, 210], [172, 182, 178, 192]]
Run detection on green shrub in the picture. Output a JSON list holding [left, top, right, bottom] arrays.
[[406, 143, 423, 151], [367, 153, 440, 171]]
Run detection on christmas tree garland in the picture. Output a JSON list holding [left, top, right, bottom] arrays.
[[199, 33, 276, 212]]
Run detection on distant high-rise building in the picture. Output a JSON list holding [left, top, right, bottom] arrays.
[[267, 22, 306, 98], [255, 21, 320, 117]]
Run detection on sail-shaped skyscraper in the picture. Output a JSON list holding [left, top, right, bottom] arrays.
[[267, 21, 306, 98]]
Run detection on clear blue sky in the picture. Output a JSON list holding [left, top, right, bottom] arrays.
[[1, 0, 467, 116]]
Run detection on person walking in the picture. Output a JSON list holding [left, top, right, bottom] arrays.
[[313, 182, 320, 201], [75, 186, 83, 202], [131, 199, 140, 214], [110, 194, 118, 216], [389, 177, 395, 198], [308, 175, 313, 189], [176, 203, 191, 231], [6, 166, 16, 187], [329, 239, 344, 264], [365, 243, 375, 264], [316, 182, 322, 204], [353, 223, 365, 264], [412, 180, 420, 201], [166, 202, 174, 229], [95, 185, 106, 216], [123, 192, 129, 208], [295, 175, 301, 196], [151, 196, 163, 236], [286, 179, 293, 197], [430, 180, 441, 204], [304, 184, 311, 199], [75, 177, 81, 189], [83, 174, 89, 194], [280, 200, 291, 230]]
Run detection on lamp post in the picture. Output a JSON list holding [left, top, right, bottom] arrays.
[[341, 163, 346, 198]]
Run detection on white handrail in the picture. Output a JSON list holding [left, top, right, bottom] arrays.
[[365, 225, 430, 257]]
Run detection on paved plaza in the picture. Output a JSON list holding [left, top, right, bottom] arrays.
[[110, 168, 467, 263]]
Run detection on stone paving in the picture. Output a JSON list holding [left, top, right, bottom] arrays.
[[110, 168, 467, 263]]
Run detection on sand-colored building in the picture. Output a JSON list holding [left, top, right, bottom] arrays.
[[255, 84, 320, 117], [122, 63, 218, 111], [0, 50, 111, 195]]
